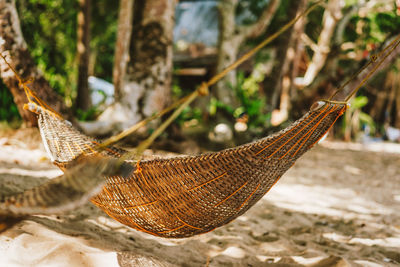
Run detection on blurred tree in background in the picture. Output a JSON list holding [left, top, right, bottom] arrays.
[[76, 0, 91, 112], [0, 0, 75, 126], [90, 0, 175, 135], [214, 0, 280, 107], [0, 0, 400, 145]]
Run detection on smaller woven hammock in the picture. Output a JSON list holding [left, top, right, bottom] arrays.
[[14, 99, 347, 238]]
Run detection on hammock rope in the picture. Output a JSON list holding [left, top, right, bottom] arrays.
[[328, 33, 400, 101], [344, 34, 400, 102]]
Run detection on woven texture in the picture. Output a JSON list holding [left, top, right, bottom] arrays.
[[26, 101, 346, 238], [0, 156, 124, 215], [27, 102, 126, 169]]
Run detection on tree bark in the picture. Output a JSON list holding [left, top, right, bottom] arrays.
[[395, 84, 400, 128], [122, 0, 174, 122], [215, 0, 280, 107], [76, 0, 91, 111], [289, 3, 307, 100], [0, 0, 73, 126], [215, 0, 241, 106], [82, 0, 175, 135], [271, 0, 307, 126], [113, 0, 134, 98]]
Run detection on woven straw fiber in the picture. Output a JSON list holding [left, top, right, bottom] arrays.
[[27, 102, 126, 169], [26, 100, 346, 238]]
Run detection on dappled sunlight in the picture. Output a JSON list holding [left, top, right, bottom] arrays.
[[266, 182, 392, 219], [321, 140, 400, 154], [0, 221, 119, 267], [0, 167, 61, 178], [219, 246, 246, 259], [291, 256, 326, 265], [258, 241, 290, 253], [353, 260, 383, 267], [0, 143, 51, 166], [323, 232, 400, 248]]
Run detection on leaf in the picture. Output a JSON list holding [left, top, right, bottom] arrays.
[[351, 96, 368, 110]]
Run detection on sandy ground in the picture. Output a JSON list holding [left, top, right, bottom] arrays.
[[0, 128, 399, 267]]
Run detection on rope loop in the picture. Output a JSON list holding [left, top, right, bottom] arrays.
[[197, 82, 209, 96], [370, 54, 378, 62]]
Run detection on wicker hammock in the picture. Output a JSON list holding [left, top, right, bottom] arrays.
[[1, 98, 346, 238]]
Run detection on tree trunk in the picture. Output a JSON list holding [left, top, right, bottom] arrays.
[[82, 0, 175, 135], [265, 0, 305, 124], [215, 0, 242, 106], [395, 84, 400, 129], [76, 0, 91, 111], [370, 58, 400, 128], [113, 0, 134, 98], [294, 0, 342, 88], [215, 0, 280, 107], [122, 0, 174, 122], [289, 2, 307, 101], [0, 0, 73, 127]]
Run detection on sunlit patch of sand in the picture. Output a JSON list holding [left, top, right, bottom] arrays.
[[322, 140, 400, 154], [266, 183, 392, 219], [0, 145, 51, 166], [323, 232, 400, 247], [291, 255, 325, 265], [0, 222, 119, 267], [354, 260, 386, 267], [0, 167, 61, 178]]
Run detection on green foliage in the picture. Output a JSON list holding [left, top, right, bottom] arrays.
[[209, 66, 270, 130], [352, 96, 375, 134], [176, 106, 203, 127], [0, 0, 119, 121], [17, 0, 78, 102], [304, 5, 325, 44], [335, 3, 398, 140], [341, 95, 376, 140], [172, 80, 205, 127], [375, 12, 400, 33], [344, 5, 400, 49], [174, 66, 270, 131], [15, 0, 118, 104], [172, 81, 184, 98], [209, 97, 234, 117], [90, 0, 118, 82], [233, 69, 270, 129], [75, 106, 100, 121], [0, 86, 20, 122]]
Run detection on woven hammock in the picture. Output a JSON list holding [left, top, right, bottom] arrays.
[[1, 98, 346, 238]]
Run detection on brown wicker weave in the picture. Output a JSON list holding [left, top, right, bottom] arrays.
[[20, 100, 346, 238], [0, 155, 132, 233]]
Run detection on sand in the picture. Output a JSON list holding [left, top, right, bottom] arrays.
[[0, 128, 399, 267]]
